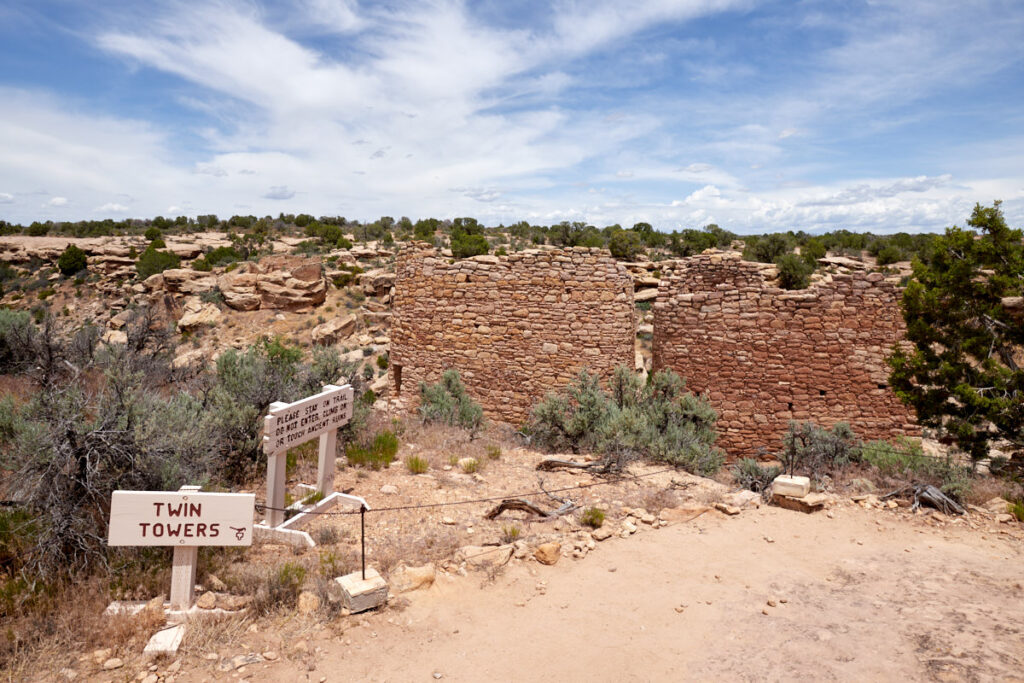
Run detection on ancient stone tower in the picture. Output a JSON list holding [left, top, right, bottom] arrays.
[[390, 245, 635, 424], [652, 253, 917, 456]]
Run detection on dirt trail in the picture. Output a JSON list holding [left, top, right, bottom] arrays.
[[194, 505, 1023, 683]]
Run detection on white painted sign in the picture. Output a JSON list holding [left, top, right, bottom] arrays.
[[262, 384, 354, 455], [108, 491, 255, 547]]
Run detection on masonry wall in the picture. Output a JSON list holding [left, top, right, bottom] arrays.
[[652, 253, 917, 457], [390, 245, 635, 424]]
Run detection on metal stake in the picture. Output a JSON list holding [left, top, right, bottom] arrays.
[[360, 505, 366, 580]]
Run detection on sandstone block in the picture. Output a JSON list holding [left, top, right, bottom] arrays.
[[333, 568, 388, 613], [772, 475, 811, 498]]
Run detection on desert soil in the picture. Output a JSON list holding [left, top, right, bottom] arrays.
[[175, 502, 1023, 683]]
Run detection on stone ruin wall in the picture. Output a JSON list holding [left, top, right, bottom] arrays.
[[653, 253, 918, 457], [390, 245, 636, 424]]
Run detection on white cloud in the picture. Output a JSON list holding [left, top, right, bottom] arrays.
[[0, 0, 1020, 235], [0, 192, 13, 204], [95, 202, 129, 213], [48, 196, 68, 206]]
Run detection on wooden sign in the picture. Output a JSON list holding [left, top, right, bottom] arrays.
[[262, 384, 354, 456], [108, 491, 255, 547]]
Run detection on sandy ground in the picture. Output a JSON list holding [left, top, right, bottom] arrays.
[[175, 502, 1023, 683]]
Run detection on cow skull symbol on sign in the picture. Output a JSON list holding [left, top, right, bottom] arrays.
[[230, 526, 246, 540]]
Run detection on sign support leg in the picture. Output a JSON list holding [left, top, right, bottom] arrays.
[[170, 545, 198, 611], [267, 451, 287, 527], [317, 427, 337, 496]]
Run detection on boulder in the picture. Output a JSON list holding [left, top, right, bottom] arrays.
[[390, 563, 436, 593], [217, 270, 261, 311], [196, 591, 217, 609], [177, 297, 223, 331], [255, 255, 327, 311], [634, 288, 658, 302], [311, 315, 357, 345], [172, 348, 206, 369], [533, 542, 561, 565], [161, 268, 218, 295], [101, 329, 127, 345], [984, 497, 1010, 514], [457, 544, 513, 570]]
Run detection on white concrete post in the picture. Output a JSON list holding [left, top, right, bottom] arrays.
[[169, 485, 201, 611], [265, 403, 288, 527], [316, 385, 339, 496]]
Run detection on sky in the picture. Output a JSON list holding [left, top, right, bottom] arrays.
[[1, 0, 1023, 234]]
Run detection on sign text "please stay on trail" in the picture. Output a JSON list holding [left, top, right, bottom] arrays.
[[263, 384, 354, 456]]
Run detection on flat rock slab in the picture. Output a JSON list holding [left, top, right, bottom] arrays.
[[773, 493, 828, 514], [144, 625, 185, 655]]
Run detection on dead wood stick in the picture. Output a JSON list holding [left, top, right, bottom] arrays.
[[485, 499, 552, 520]]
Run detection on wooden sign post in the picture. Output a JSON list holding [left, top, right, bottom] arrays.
[[108, 486, 255, 610], [261, 384, 354, 527]]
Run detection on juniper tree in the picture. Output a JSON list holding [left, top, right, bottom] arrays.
[[888, 202, 1024, 461]]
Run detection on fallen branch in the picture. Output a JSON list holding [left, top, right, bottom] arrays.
[[536, 458, 615, 474], [484, 499, 552, 520], [912, 484, 965, 515]]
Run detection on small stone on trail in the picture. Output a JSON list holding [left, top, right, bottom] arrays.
[[262, 651, 279, 661], [533, 542, 561, 565], [441, 517, 456, 525], [196, 591, 217, 609], [102, 658, 124, 671], [715, 503, 741, 516], [764, 536, 774, 543], [762, 609, 770, 615], [767, 599, 777, 607], [674, 606, 685, 613], [433, 673, 443, 679], [380, 484, 399, 495], [608, 567, 617, 572]]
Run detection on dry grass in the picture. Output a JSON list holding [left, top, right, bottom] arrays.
[[179, 614, 250, 659], [0, 575, 164, 679], [373, 528, 461, 577]]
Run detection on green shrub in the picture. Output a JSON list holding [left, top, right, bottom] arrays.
[[253, 562, 307, 615], [406, 454, 429, 474], [1010, 499, 1024, 522], [485, 444, 501, 460], [336, 236, 353, 250], [376, 353, 389, 370], [526, 365, 723, 476], [144, 226, 162, 241], [860, 437, 972, 501], [451, 233, 489, 259], [418, 369, 484, 432], [57, 244, 87, 276], [346, 429, 398, 469], [875, 244, 904, 265], [732, 458, 782, 496], [579, 507, 605, 528], [743, 233, 791, 263], [501, 524, 522, 543], [608, 230, 644, 260], [779, 421, 858, 480], [775, 253, 812, 290], [459, 457, 479, 473], [135, 243, 181, 279]]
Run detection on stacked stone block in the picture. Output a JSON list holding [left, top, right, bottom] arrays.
[[390, 245, 636, 424], [652, 252, 917, 457]]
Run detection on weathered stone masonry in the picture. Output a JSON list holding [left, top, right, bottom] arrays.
[[652, 253, 917, 457], [390, 246, 635, 424]]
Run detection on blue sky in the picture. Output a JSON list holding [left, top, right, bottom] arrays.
[[1, 0, 1023, 233]]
